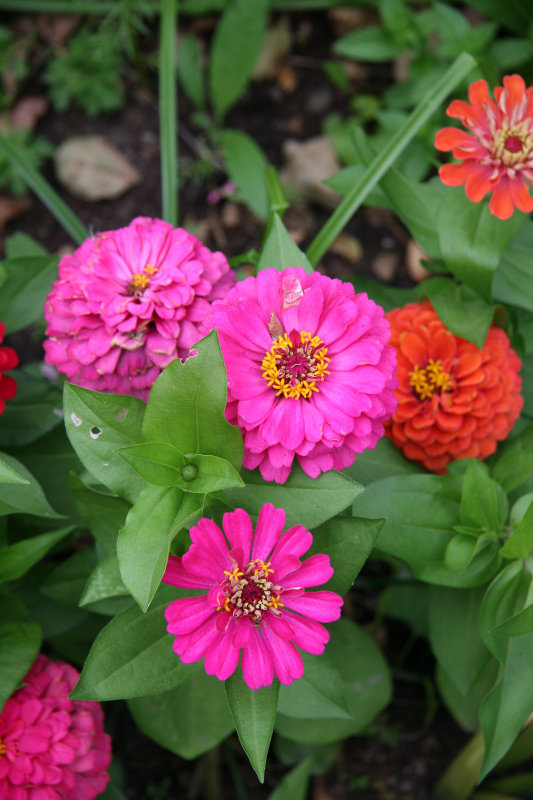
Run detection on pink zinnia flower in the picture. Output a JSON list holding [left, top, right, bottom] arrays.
[[201, 267, 397, 483], [44, 216, 235, 400], [163, 504, 343, 689], [0, 654, 111, 800], [435, 74, 533, 219]]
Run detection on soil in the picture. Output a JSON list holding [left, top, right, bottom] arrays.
[[1, 8, 468, 800]]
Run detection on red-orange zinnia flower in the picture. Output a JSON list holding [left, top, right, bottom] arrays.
[[385, 301, 523, 472], [435, 74, 533, 220], [0, 321, 17, 414]]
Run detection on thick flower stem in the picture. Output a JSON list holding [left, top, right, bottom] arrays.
[[204, 746, 222, 800], [433, 731, 484, 800]]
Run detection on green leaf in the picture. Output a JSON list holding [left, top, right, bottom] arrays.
[[225, 463, 363, 530], [178, 33, 205, 110], [345, 436, 422, 485], [438, 188, 524, 300], [493, 219, 533, 314], [267, 757, 314, 800], [118, 485, 201, 611], [333, 25, 401, 62], [159, 0, 178, 226], [479, 565, 533, 778], [70, 474, 130, 554], [142, 331, 242, 471], [116, 443, 244, 492], [209, 0, 269, 120], [278, 652, 350, 720], [416, 278, 496, 348], [437, 659, 499, 734], [71, 584, 202, 701], [0, 526, 72, 584], [0, 457, 28, 485], [41, 547, 96, 607], [225, 671, 279, 782], [219, 129, 269, 219], [429, 585, 492, 696], [0, 368, 63, 448], [492, 603, 533, 638], [63, 383, 146, 504], [353, 474, 501, 587], [459, 460, 501, 532], [379, 582, 429, 638], [0, 452, 62, 518], [491, 448, 533, 494], [128, 672, 234, 759], [500, 500, 533, 561], [275, 618, 391, 744], [6, 231, 47, 258], [258, 213, 314, 273], [0, 619, 41, 711], [307, 516, 383, 596], [79, 553, 129, 606], [0, 255, 58, 333]]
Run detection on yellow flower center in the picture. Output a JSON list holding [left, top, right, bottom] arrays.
[[409, 359, 452, 401], [0, 739, 6, 757], [217, 559, 283, 621], [261, 329, 330, 399], [128, 263, 158, 295]]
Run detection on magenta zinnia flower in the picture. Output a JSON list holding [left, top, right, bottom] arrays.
[[201, 267, 398, 483], [163, 504, 343, 689], [44, 216, 235, 400], [0, 654, 111, 799]]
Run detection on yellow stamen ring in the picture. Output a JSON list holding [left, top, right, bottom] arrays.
[[409, 359, 452, 401]]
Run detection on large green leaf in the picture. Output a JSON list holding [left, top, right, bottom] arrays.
[[225, 671, 279, 782], [275, 618, 391, 744], [117, 485, 201, 611], [142, 331, 242, 471], [0, 452, 62, 518], [63, 383, 145, 504], [267, 758, 314, 800], [429, 585, 492, 696], [128, 672, 234, 759], [79, 553, 129, 607], [0, 619, 41, 711], [70, 474, 130, 554], [219, 129, 269, 219], [0, 526, 73, 585], [209, 0, 269, 120], [353, 474, 500, 587], [0, 255, 59, 334], [278, 651, 350, 720], [500, 500, 533, 560], [40, 547, 97, 607], [258, 214, 313, 274], [345, 436, 422, 485], [416, 278, 496, 348], [70, 585, 202, 701], [0, 457, 28, 485], [0, 368, 63, 448], [307, 516, 384, 596], [438, 188, 524, 300], [225, 463, 363, 530], [493, 220, 533, 313]]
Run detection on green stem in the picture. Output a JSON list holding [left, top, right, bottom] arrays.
[[159, 0, 179, 226], [0, 0, 117, 11], [0, 135, 88, 244], [306, 51, 476, 266], [204, 746, 222, 800], [433, 731, 484, 800]]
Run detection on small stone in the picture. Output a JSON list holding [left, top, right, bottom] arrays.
[[372, 252, 399, 283], [406, 239, 431, 282], [281, 136, 341, 209], [54, 136, 140, 201], [221, 202, 241, 229], [330, 234, 363, 263], [253, 17, 291, 80], [328, 8, 369, 36]]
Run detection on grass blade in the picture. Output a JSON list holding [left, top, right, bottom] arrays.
[[159, 0, 179, 225], [306, 51, 476, 266], [0, 134, 88, 244]]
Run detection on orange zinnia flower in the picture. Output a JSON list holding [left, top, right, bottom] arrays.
[[386, 301, 523, 472], [435, 74, 533, 220]]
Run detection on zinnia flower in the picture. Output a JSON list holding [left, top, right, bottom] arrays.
[[163, 504, 343, 689], [0, 654, 111, 799], [44, 216, 235, 400], [435, 74, 533, 219], [201, 267, 398, 483], [0, 320, 18, 413], [386, 300, 523, 472]]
